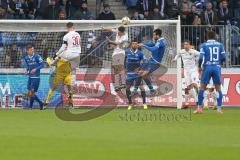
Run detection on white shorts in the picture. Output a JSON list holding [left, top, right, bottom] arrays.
[[59, 51, 80, 61], [184, 68, 198, 87], [59, 51, 81, 70], [112, 51, 125, 66], [207, 78, 215, 88]]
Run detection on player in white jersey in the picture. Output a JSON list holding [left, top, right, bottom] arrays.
[[50, 22, 81, 70], [173, 40, 200, 105], [105, 26, 129, 91]]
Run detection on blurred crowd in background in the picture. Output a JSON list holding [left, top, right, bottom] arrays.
[[0, 0, 239, 26], [0, 0, 239, 68], [125, 0, 240, 26]]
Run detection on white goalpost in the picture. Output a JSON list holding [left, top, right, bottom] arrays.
[[0, 18, 182, 109]]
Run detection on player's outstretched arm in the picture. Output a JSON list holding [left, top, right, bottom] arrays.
[[144, 41, 155, 47], [173, 52, 181, 62], [106, 37, 128, 48], [102, 28, 113, 32], [47, 43, 67, 66], [55, 43, 67, 56], [143, 45, 158, 53], [144, 40, 165, 53], [106, 36, 119, 46]]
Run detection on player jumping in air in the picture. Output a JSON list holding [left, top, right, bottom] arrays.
[[104, 26, 128, 91], [134, 29, 167, 94], [194, 31, 226, 114], [24, 44, 45, 110], [173, 40, 199, 106], [125, 41, 148, 110], [49, 22, 81, 71], [44, 22, 81, 107]]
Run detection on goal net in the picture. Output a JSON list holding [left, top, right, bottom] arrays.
[[0, 20, 182, 109]]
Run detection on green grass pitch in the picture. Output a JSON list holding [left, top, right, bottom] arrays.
[[0, 108, 240, 160]]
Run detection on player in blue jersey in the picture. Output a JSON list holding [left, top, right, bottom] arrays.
[[24, 44, 45, 110], [133, 29, 167, 95], [125, 41, 148, 110], [194, 31, 226, 114], [139, 29, 167, 75]]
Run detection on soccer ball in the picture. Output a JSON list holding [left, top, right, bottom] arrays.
[[121, 16, 130, 25]]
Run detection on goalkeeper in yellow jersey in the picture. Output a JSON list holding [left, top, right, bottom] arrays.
[[44, 57, 73, 107]]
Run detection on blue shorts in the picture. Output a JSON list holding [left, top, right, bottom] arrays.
[[201, 65, 221, 85], [27, 78, 40, 92], [126, 73, 142, 86], [140, 59, 160, 73]]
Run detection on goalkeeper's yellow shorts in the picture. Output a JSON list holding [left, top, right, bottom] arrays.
[[53, 59, 72, 86]]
